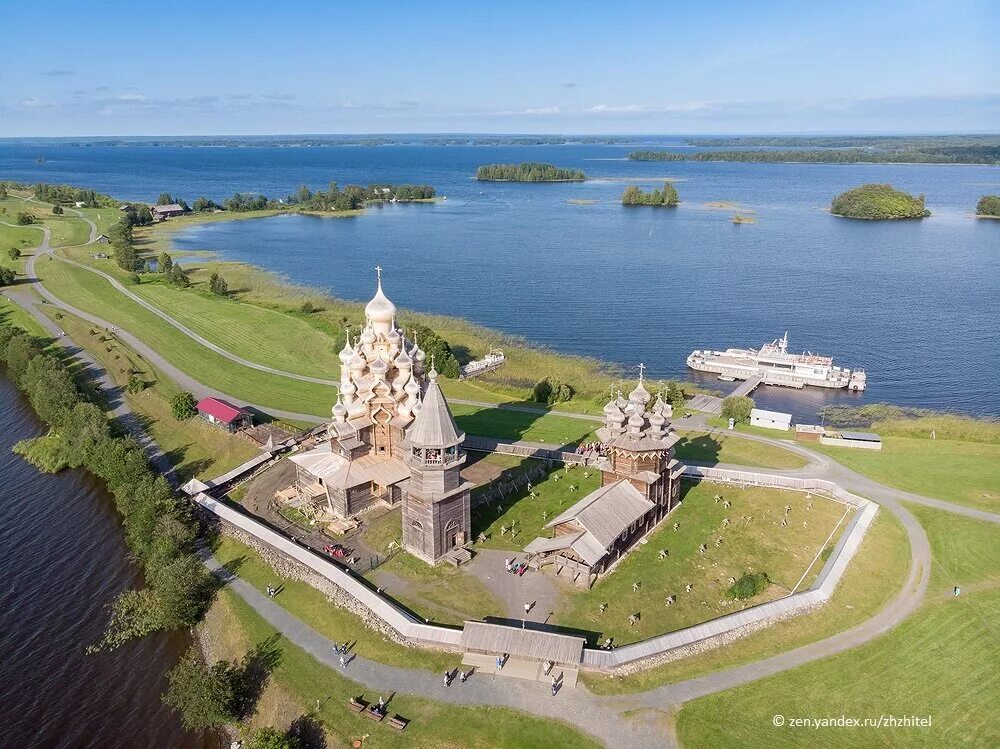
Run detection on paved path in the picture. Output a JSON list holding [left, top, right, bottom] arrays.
[[203, 551, 669, 748]]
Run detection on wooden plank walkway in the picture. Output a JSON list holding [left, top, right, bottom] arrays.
[[688, 375, 762, 415]]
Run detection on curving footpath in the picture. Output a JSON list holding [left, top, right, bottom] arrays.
[[5, 206, 999, 748]]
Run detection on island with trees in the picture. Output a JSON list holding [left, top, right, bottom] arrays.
[[475, 162, 586, 182], [976, 195, 1000, 219], [628, 150, 686, 161], [831, 184, 930, 220], [621, 182, 679, 207]]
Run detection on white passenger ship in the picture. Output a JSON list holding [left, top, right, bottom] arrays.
[[687, 333, 867, 391]]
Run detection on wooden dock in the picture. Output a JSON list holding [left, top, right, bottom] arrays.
[[688, 376, 762, 415]]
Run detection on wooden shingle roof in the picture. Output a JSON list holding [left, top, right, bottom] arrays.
[[460, 621, 584, 665]]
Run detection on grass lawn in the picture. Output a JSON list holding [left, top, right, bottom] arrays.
[[36, 257, 336, 416], [128, 278, 343, 379], [554, 480, 850, 646], [212, 536, 455, 672], [675, 429, 808, 469], [0, 197, 92, 247], [201, 589, 602, 749], [473, 461, 601, 551], [814, 435, 1000, 513], [0, 297, 49, 338], [581, 508, 909, 694], [361, 509, 504, 626], [675, 508, 1000, 748], [451, 402, 596, 446], [49, 310, 259, 481]]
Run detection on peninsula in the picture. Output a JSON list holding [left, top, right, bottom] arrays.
[[831, 183, 930, 220], [475, 162, 586, 182]]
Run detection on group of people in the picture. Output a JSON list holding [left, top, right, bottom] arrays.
[[333, 641, 351, 668], [443, 668, 471, 686], [505, 557, 528, 576], [264, 584, 278, 598], [574, 441, 607, 457], [600, 637, 615, 650]]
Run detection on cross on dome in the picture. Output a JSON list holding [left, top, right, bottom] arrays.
[[638, 362, 646, 382]]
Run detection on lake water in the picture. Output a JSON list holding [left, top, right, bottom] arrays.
[[3, 140, 998, 419], [0, 374, 211, 749]]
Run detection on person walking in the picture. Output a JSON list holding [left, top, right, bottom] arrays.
[[496, 655, 502, 671], [551, 675, 558, 697], [460, 669, 468, 684], [339, 655, 346, 669], [524, 601, 531, 616], [333, 642, 340, 656], [443, 670, 451, 687]]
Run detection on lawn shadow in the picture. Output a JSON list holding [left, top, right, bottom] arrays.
[[674, 432, 723, 466], [233, 633, 283, 720]]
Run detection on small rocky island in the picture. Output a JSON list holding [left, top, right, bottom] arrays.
[[831, 183, 930, 220], [975, 195, 1000, 218], [475, 162, 586, 181], [622, 182, 679, 206]]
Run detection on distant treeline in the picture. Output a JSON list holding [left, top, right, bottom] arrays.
[[476, 162, 586, 181], [0, 322, 212, 653], [21, 136, 640, 148], [685, 135, 1000, 149], [622, 182, 679, 206], [630, 146, 1000, 165]]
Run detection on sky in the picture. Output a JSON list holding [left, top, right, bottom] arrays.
[[1, 0, 996, 137]]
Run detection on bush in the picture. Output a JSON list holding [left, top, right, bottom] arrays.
[[531, 377, 575, 404], [246, 728, 300, 749], [8, 247, 20, 260], [15, 212, 35, 225], [170, 391, 198, 420], [170, 264, 190, 287], [52, 204, 64, 215], [728, 571, 770, 600], [721, 395, 754, 423], [0, 267, 15, 286], [299, 300, 316, 314]]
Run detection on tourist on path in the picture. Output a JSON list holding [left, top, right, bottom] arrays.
[[339, 655, 346, 669], [443, 670, 451, 687], [460, 669, 468, 684]]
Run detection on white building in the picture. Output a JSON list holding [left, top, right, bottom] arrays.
[[749, 408, 792, 431]]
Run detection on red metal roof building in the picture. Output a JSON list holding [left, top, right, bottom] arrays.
[[196, 397, 252, 433]]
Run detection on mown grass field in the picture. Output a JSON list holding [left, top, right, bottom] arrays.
[[815, 435, 1000, 513], [201, 589, 602, 749], [0, 298, 49, 338], [49, 310, 258, 481], [554, 481, 849, 646], [676, 429, 808, 469], [581, 508, 909, 694], [675, 505, 1000, 748], [35, 257, 336, 415]]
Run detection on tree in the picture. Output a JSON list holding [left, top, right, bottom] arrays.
[[169, 264, 190, 287], [531, 377, 575, 404], [126, 375, 145, 394], [52, 204, 64, 215], [976, 195, 1000, 217], [163, 647, 238, 731], [157, 252, 173, 275], [209, 272, 229, 296], [170, 391, 197, 420], [15, 212, 35, 225], [721, 395, 755, 423], [133, 205, 153, 226], [192, 197, 221, 213], [157, 193, 175, 205], [7, 247, 19, 260], [0, 267, 16, 287]]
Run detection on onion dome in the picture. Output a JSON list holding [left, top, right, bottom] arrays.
[[359, 326, 376, 346], [414, 346, 427, 364], [348, 351, 366, 372], [370, 354, 389, 377], [387, 324, 401, 346], [411, 398, 423, 417], [628, 379, 651, 406], [648, 408, 666, 433], [394, 345, 413, 368], [365, 273, 396, 325], [338, 336, 355, 365], [332, 395, 348, 423], [341, 378, 357, 398], [404, 374, 421, 398], [603, 398, 621, 417], [615, 389, 628, 409]]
